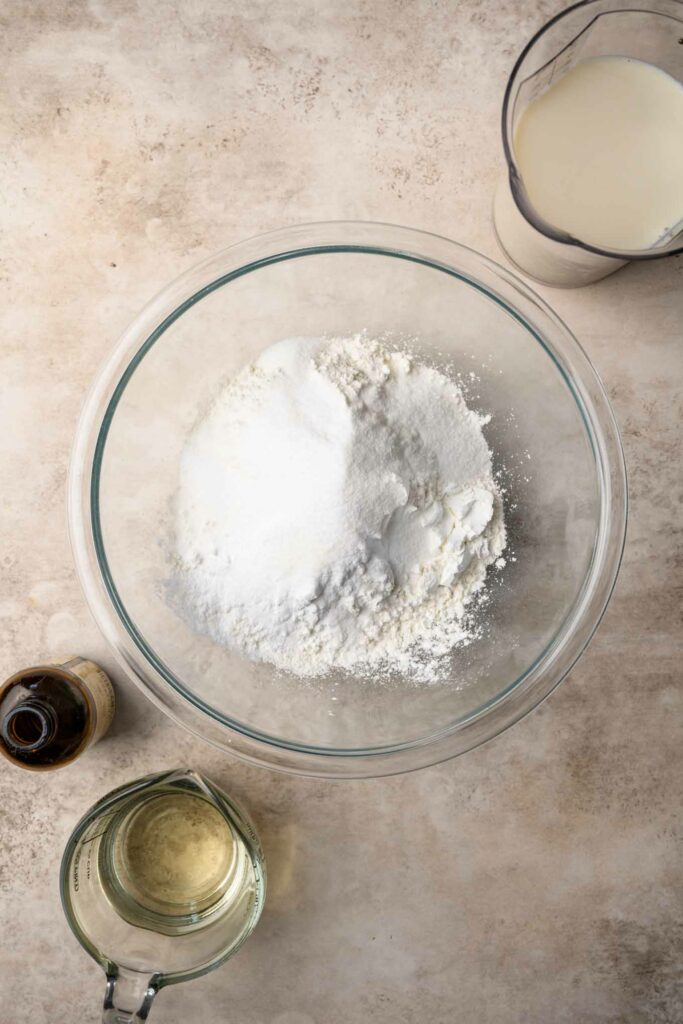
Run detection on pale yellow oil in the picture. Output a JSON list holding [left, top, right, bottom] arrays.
[[115, 792, 237, 916]]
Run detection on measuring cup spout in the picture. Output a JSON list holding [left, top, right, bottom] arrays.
[[102, 968, 159, 1023]]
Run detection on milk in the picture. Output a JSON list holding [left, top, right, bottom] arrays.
[[495, 56, 683, 285]]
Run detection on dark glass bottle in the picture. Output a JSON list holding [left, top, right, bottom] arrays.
[[0, 657, 115, 770]]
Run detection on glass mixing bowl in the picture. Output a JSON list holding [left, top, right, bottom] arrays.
[[69, 223, 626, 778]]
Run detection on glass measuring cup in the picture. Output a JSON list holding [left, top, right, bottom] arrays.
[[494, 0, 683, 286], [60, 768, 266, 1023]]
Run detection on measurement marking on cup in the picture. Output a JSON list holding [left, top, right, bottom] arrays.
[[80, 829, 108, 846]]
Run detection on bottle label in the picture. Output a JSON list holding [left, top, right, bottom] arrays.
[[60, 657, 116, 747]]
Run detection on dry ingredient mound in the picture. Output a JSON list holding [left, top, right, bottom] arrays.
[[175, 334, 506, 682]]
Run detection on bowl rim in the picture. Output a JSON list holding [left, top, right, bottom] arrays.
[[68, 221, 627, 778]]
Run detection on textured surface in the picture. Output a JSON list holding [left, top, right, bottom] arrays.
[[1, 2, 681, 1022]]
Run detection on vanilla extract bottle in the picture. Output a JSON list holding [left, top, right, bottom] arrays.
[[0, 656, 115, 770]]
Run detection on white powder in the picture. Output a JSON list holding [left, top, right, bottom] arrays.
[[175, 334, 506, 682]]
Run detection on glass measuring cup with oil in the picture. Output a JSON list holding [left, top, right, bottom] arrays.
[[60, 768, 266, 1023]]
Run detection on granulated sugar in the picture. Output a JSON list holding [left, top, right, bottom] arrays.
[[175, 334, 506, 681]]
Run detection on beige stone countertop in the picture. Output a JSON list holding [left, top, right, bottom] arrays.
[[1, 2, 681, 1022]]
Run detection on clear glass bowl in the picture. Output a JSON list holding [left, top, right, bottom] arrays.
[[69, 223, 627, 778]]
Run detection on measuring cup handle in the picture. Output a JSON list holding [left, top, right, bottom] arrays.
[[102, 969, 159, 1023]]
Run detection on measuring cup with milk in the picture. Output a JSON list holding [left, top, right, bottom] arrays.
[[494, 0, 683, 286]]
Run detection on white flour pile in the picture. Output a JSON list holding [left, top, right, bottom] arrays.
[[175, 334, 506, 681]]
